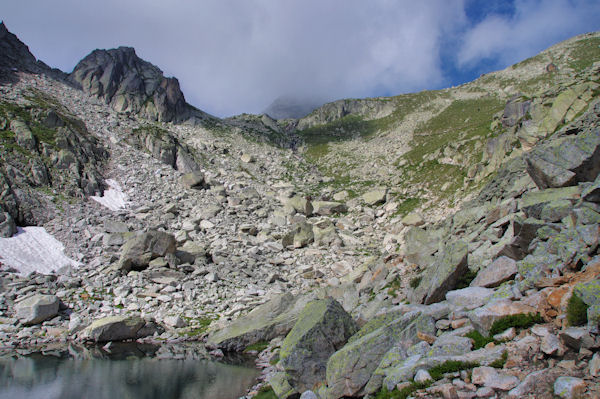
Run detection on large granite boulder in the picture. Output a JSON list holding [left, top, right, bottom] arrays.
[[471, 256, 518, 288], [15, 294, 60, 325], [83, 315, 148, 342], [525, 126, 600, 189], [118, 230, 177, 271], [409, 240, 468, 304], [273, 298, 358, 397], [206, 293, 315, 352], [325, 310, 435, 399]]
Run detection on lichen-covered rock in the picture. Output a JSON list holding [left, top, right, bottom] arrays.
[[525, 125, 600, 189], [553, 376, 586, 399], [15, 294, 60, 325], [284, 196, 313, 216], [379, 346, 507, 392], [361, 188, 387, 206], [497, 217, 546, 260], [83, 315, 147, 342], [312, 201, 347, 216], [325, 310, 434, 399], [471, 256, 517, 288], [180, 171, 206, 189], [207, 293, 315, 352], [467, 299, 536, 335], [409, 240, 468, 304], [118, 230, 177, 271], [573, 279, 600, 329], [445, 287, 494, 310], [278, 298, 358, 395]]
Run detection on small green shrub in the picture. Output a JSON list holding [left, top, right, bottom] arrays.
[[374, 382, 430, 399], [409, 276, 422, 289], [244, 341, 269, 353], [428, 360, 478, 380], [455, 269, 478, 289], [253, 386, 277, 399], [465, 330, 496, 349], [489, 351, 508, 369], [567, 293, 589, 326], [489, 313, 543, 336]]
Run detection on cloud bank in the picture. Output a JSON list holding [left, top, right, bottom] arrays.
[[2, 0, 599, 116]]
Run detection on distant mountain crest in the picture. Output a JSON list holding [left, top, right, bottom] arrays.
[[0, 22, 51, 79], [69, 46, 191, 123]]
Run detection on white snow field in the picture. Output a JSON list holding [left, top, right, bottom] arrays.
[[90, 179, 129, 211], [0, 227, 80, 275]]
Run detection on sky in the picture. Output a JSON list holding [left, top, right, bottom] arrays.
[[2, 0, 599, 117]]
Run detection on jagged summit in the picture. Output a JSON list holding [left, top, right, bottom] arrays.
[[0, 21, 50, 80], [69, 46, 192, 123]]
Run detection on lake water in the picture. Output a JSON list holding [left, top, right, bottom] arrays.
[[0, 344, 259, 399]]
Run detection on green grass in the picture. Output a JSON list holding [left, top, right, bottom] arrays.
[[133, 124, 170, 140], [244, 341, 269, 353], [489, 313, 543, 336], [409, 276, 422, 289], [179, 316, 216, 337], [455, 269, 478, 290], [489, 351, 508, 369], [567, 293, 589, 326], [374, 382, 430, 399], [385, 277, 402, 297], [404, 97, 504, 166], [465, 330, 496, 350], [569, 37, 600, 72], [428, 360, 478, 380], [253, 386, 278, 399], [392, 197, 424, 218]]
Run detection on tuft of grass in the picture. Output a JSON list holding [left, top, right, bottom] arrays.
[[244, 341, 269, 353], [385, 277, 402, 297], [455, 269, 478, 289], [489, 313, 543, 336], [409, 276, 422, 289], [465, 330, 496, 350], [392, 197, 424, 218], [374, 382, 430, 399], [566, 294, 589, 326], [253, 386, 278, 399], [428, 360, 478, 380], [489, 351, 508, 369]]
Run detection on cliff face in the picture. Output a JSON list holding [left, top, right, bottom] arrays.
[[69, 47, 190, 123]]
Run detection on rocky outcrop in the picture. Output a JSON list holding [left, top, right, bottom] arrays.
[[82, 315, 155, 342], [70, 47, 192, 123], [409, 240, 468, 304], [0, 22, 58, 82], [325, 310, 435, 399], [206, 293, 316, 352], [272, 298, 358, 397]]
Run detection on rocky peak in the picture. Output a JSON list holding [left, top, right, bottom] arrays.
[[69, 46, 190, 123], [0, 22, 46, 77]]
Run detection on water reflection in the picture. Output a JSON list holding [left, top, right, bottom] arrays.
[[0, 345, 258, 399]]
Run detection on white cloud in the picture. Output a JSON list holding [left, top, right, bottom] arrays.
[[2, 1, 466, 116], [1, 1, 598, 116], [458, 0, 600, 68]]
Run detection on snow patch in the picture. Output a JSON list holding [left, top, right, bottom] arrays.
[[0, 227, 80, 275], [91, 179, 129, 211]]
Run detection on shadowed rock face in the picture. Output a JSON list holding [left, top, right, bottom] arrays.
[[70, 47, 190, 123]]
